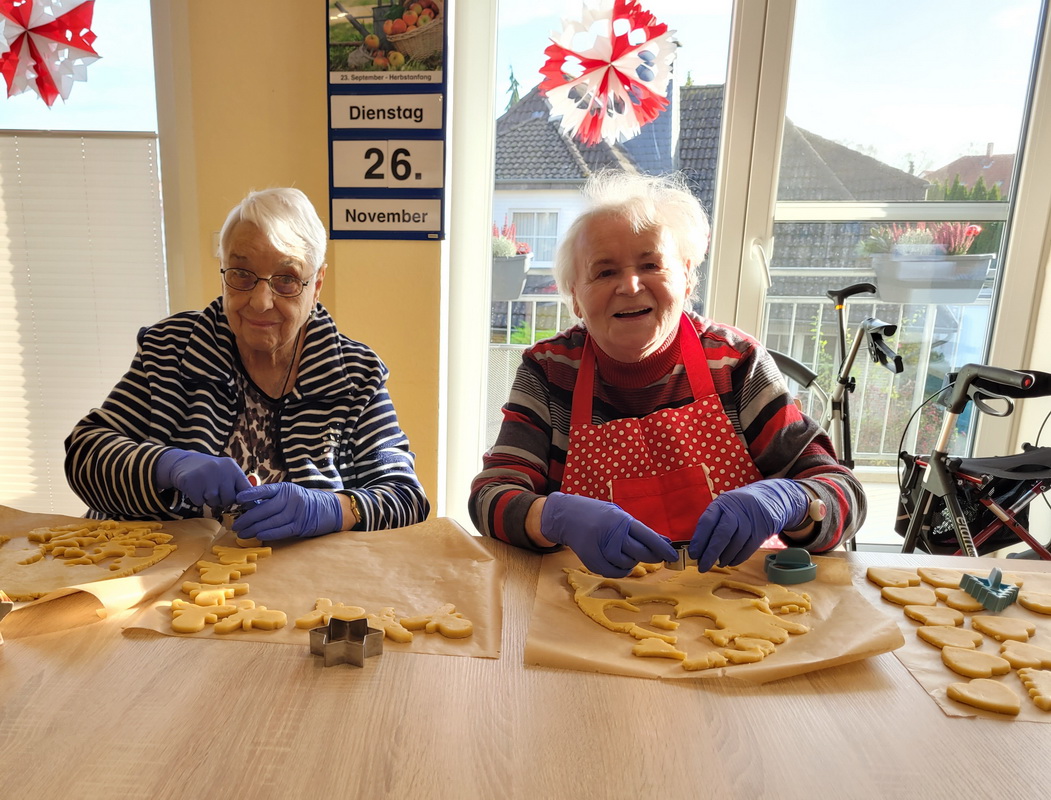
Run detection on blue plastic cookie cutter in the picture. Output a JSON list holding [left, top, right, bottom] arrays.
[[959, 567, 1019, 612], [764, 547, 817, 584]]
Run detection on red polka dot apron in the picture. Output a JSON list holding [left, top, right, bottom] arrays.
[[560, 314, 763, 544]]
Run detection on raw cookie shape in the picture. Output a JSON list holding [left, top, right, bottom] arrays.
[[916, 567, 964, 589], [632, 638, 686, 660], [916, 625, 984, 650], [213, 599, 287, 634], [401, 603, 474, 639], [629, 562, 664, 578], [295, 598, 367, 629], [1018, 590, 1051, 615], [181, 581, 250, 606], [196, 560, 257, 585], [1017, 667, 1051, 711], [971, 614, 1036, 642], [170, 598, 238, 633], [650, 614, 679, 631], [723, 637, 778, 664], [935, 587, 986, 612], [903, 604, 964, 627], [365, 607, 415, 643], [941, 645, 1012, 678], [1000, 640, 1051, 670], [212, 544, 272, 564], [881, 586, 937, 607], [866, 566, 919, 588], [947, 678, 1021, 716]]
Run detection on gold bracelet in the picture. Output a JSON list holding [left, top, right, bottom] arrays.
[[347, 493, 362, 529]]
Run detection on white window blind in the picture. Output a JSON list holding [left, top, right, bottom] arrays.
[[0, 132, 168, 514]]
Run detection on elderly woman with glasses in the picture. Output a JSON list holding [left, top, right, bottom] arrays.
[[65, 187, 429, 541]]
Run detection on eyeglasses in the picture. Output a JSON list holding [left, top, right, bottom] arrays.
[[221, 267, 312, 298]]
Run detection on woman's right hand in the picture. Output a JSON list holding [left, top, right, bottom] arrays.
[[539, 492, 677, 577], [155, 449, 252, 509]]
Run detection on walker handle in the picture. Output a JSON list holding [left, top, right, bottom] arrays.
[[945, 364, 1035, 414], [826, 283, 876, 306]]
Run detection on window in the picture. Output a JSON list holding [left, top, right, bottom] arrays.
[[511, 210, 558, 263]]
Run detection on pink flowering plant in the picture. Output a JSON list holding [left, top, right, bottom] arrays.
[[860, 222, 982, 256], [492, 218, 532, 256]]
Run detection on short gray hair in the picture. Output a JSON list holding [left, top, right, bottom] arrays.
[[219, 188, 327, 272], [553, 171, 710, 308]]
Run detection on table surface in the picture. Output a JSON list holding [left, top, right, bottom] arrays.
[[1, 541, 1047, 800]]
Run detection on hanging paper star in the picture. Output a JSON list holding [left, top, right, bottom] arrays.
[[0, 0, 99, 108], [539, 0, 677, 147]]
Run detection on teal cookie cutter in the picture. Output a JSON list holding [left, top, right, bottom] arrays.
[[959, 567, 1019, 612], [764, 547, 817, 584]]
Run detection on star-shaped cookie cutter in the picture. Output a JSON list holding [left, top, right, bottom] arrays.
[[309, 617, 384, 667]]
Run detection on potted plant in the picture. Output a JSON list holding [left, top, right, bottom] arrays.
[[491, 219, 532, 302], [860, 222, 994, 304]]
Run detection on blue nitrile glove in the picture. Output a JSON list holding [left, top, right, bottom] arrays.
[[688, 479, 811, 572], [540, 492, 678, 578], [155, 448, 252, 510], [231, 482, 343, 542]]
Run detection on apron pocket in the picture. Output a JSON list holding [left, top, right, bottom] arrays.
[[609, 464, 716, 544]]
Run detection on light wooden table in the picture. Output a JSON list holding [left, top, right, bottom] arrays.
[[1, 543, 1047, 800]]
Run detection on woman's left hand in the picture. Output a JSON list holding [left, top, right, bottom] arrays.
[[688, 480, 810, 571], [231, 483, 343, 541]]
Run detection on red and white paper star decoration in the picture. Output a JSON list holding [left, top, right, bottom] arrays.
[[539, 0, 677, 147], [0, 0, 99, 108]]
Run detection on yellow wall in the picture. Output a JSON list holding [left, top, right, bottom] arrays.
[[161, 1, 440, 511]]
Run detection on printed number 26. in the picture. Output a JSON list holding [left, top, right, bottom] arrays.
[[364, 147, 413, 181]]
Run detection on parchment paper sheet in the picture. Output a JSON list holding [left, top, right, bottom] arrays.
[[525, 548, 905, 683], [0, 505, 218, 636], [853, 565, 1051, 722], [125, 517, 504, 659]]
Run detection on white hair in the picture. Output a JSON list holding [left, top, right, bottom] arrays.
[[219, 187, 327, 272]]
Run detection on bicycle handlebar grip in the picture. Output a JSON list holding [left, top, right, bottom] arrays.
[[946, 364, 1034, 413]]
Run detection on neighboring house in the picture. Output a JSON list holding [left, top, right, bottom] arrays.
[[922, 144, 1015, 197]]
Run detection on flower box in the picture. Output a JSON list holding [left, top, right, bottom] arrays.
[[872, 252, 995, 304], [492, 254, 531, 302]]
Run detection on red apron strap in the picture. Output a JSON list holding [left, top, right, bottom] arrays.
[[678, 313, 716, 399], [570, 336, 597, 428]]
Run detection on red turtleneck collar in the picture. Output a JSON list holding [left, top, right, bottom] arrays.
[[591, 324, 682, 388]]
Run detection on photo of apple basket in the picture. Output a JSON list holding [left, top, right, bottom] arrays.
[[376, 1, 444, 61]]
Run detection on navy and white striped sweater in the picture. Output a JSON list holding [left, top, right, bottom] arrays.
[[64, 297, 429, 530]]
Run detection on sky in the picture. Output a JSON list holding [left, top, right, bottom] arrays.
[[496, 0, 1044, 174]]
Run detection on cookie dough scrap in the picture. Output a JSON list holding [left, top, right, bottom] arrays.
[[947, 678, 1021, 716], [866, 566, 919, 588], [1018, 591, 1051, 615], [3, 519, 177, 601], [941, 646, 1011, 678], [903, 604, 964, 627], [401, 603, 474, 639], [211, 544, 272, 565], [650, 614, 679, 631], [629, 562, 664, 578], [881, 585, 937, 607], [295, 598, 367, 629], [1017, 668, 1051, 711], [971, 615, 1035, 643], [564, 567, 810, 671], [181, 581, 249, 606], [916, 625, 983, 650], [365, 607, 415, 643], [935, 587, 986, 613], [1001, 640, 1051, 670], [633, 638, 686, 661], [213, 599, 287, 634]]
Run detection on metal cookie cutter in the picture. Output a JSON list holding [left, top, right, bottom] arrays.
[[664, 542, 696, 571], [309, 617, 384, 668], [960, 567, 1019, 612], [764, 547, 817, 584]]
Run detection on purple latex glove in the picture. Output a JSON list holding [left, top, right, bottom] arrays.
[[232, 482, 343, 541], [688, 479, 810, 571], [540, 492, 678, 578], [155, 448, 252, 509]]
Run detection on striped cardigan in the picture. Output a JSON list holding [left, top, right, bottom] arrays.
[[64, 298, 429, 530], [469, 313, 865, 552]]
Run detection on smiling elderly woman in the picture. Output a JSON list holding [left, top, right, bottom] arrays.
[[469, 171, 865, 577], [65, 187, 429, 540]]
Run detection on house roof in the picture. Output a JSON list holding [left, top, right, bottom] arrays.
[[922, 152, 1015, 196]]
